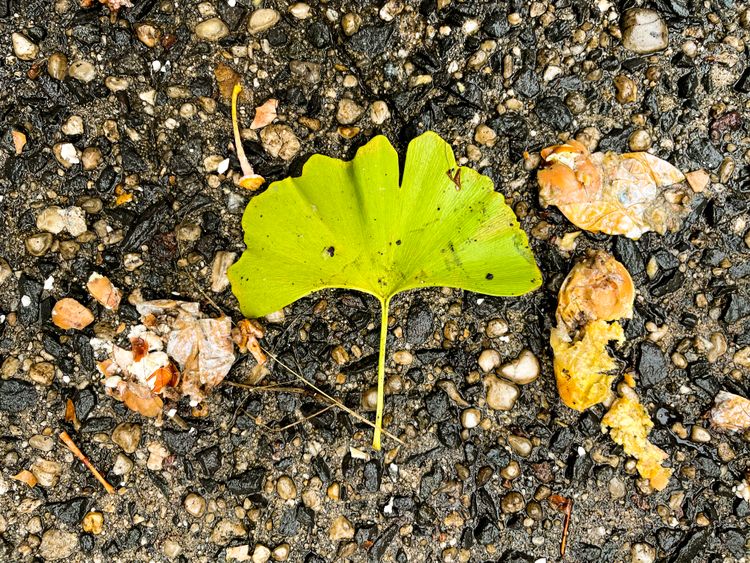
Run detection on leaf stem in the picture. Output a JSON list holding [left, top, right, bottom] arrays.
[[373, 296, 390, 450], [231, 83, 254, 179]]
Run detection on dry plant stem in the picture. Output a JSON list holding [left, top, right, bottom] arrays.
[[59, 431, 116, 494], [259, 346, 405, 447], [266, 405, 335, 433]]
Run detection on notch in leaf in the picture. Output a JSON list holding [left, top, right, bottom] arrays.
[[229, 132, 542, 449]]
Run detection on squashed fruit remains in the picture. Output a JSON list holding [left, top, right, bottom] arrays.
[[602, 386, 673, 491], [552, 251, 672, 490], [94, 300, 240, 417], [551, 251, 633, 410], [551, 319, 624, 411], [538, 140, 690, 239]]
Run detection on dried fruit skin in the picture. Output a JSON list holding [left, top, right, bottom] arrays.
[[538, 142, 689, 239], [232, 318, 267, 365], [12, 469, 37, 488], [51, 298, 95, 330], [118, 381, 164, 417], [602, 391, 673, 491], [551, 320, 623, 411], [96, 300, 238, 416], [250, 99, 278, 130]]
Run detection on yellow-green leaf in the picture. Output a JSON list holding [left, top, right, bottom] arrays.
[[228, 131, 541, 448]]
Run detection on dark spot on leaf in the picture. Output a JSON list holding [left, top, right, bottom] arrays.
[[486, 273, 494, 280], [396, 240, 401, 245], [326, 246, 335, 257]]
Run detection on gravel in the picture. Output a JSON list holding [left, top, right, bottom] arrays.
[[1, 0, 749, 561]]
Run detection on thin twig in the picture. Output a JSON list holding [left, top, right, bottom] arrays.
[[258, 346, 405, 447], [59, 431, 115, 494], [262, 405, 335, 433]]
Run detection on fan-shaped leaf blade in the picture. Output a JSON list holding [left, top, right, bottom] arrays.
[[229, 132, 541, 316]]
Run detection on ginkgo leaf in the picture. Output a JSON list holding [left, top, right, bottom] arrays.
[[229, 131, 542, 448]]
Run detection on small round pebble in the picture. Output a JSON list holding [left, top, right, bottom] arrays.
[[111, 423, 141, 454], [184, 493, 207, 517], [461, 408, 481, 429], [329, 516, 355, 540], [499, 349, 540, 385], [501, 491, 525, 514], [690, 425, 711, 443], [12, 32, 39, 61], [628, 129, 652, 151], [478, 349, 501, 373], [249, 9, 280, 34], [484, 375, 519, 411], [336, 98, 364, 125]]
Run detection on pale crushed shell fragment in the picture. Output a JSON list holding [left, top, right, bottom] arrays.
[[250, 99, 278, 129], [709, 391, 750, 431]]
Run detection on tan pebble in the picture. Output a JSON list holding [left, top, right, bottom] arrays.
[[272, 543, 290, 561], [329, 516, 354, 541], [499, 349, 540, 385], [484, 374, 519, 411], [184, 493, 207, 517], [477, 349, 500, 372], [276, 476, 297, 500], [393, 350, 413, 365]]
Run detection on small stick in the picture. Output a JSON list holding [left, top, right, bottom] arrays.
[[549, 494, 573, 558], [59, 431, 115, 494], [259, 346, 406, 447]]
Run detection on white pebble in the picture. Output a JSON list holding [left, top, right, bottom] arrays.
[[499, 349, 540, 385], [478, 349, 501, 373]]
